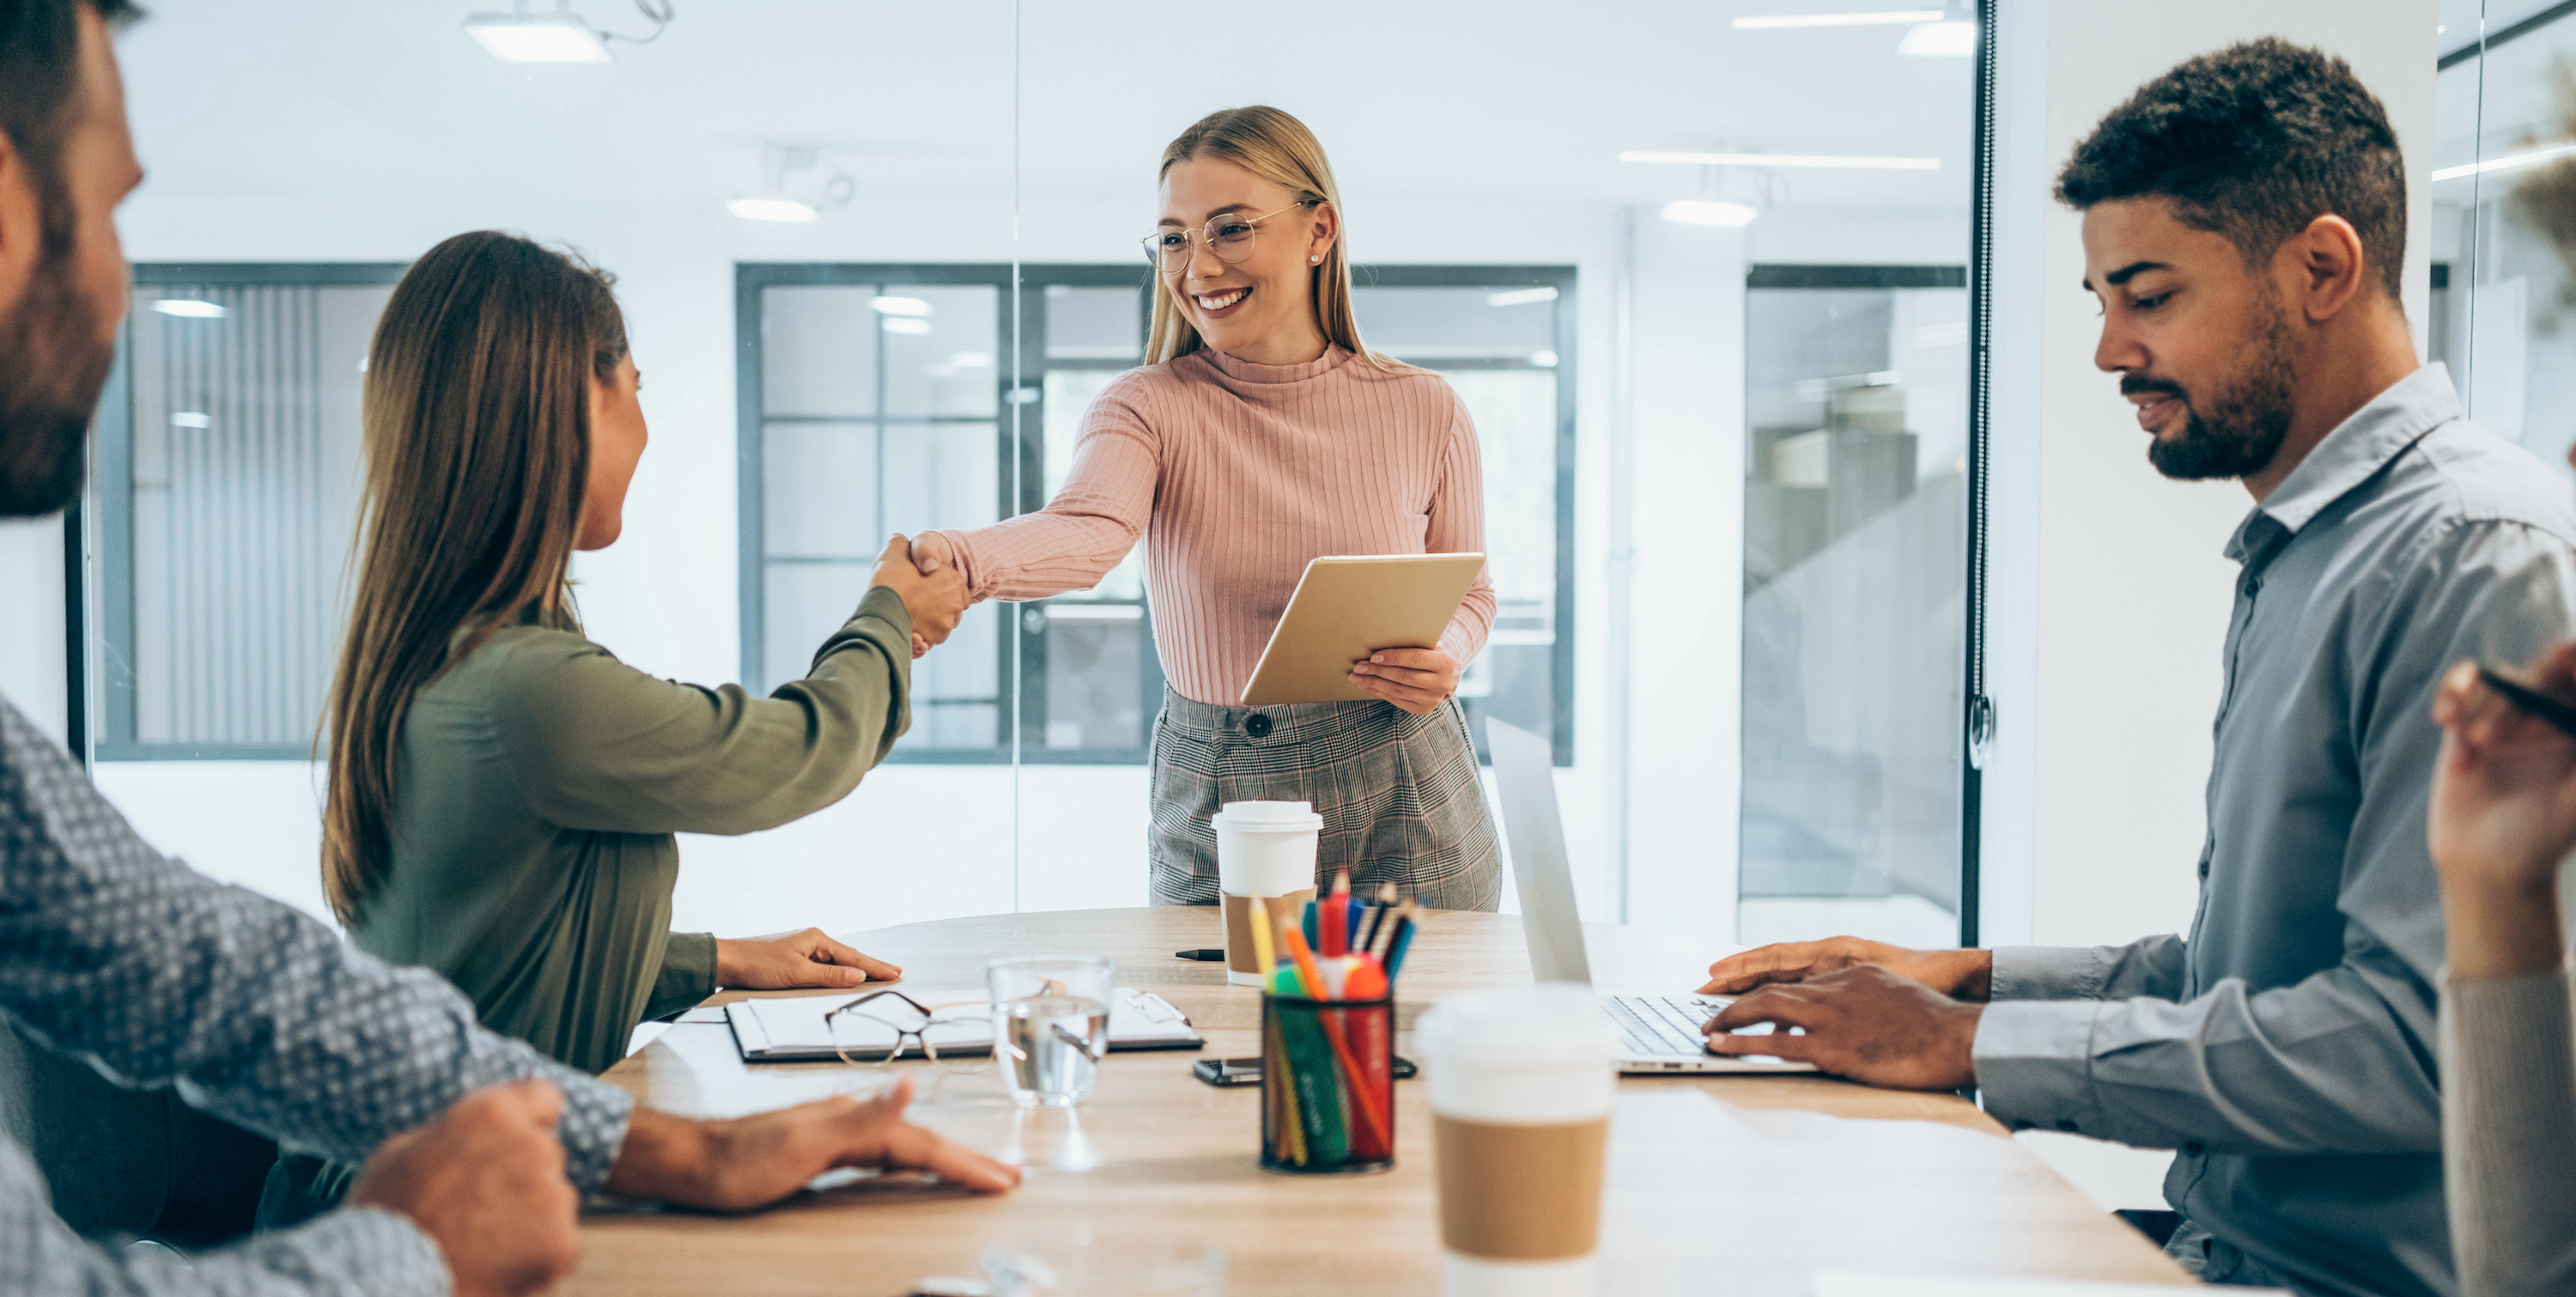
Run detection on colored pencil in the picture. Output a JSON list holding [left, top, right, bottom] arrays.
[[1358, 883, 1398, 952], [1383, 904, 1421, 980], [1281, 923, 1327, 999], [1321, 871, 1350, 958], [1247, 894, 1277, 977]]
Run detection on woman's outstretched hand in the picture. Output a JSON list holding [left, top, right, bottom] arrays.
[[714, 929, 902, 990], [1349, 647, 1460, 715], [2430, 643, 2576, 982], [866, 533, 968, 659]]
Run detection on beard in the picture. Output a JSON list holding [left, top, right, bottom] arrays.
[[0, 251, 113, 519], [2130, 296, 2298, 483]]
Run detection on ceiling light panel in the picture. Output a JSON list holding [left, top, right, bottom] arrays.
[[462, 13, 611, 63], [2432, 141, 2576, 182], [1620, 150, 1940, 170], [1896, 21, 1978, 56], [151, 299, 227, 319], [726, 198, 818, 222], [1733, 9, 1943, 28], [1662, 200, 1759, 227]]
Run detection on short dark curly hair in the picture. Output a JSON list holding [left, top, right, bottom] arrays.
[[2057, 38, 2406, 301]]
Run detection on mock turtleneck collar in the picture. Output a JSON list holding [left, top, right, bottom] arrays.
[[1194, 344, 1352, 384]]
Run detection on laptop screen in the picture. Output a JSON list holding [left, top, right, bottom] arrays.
[[1485, 716, 1593, 987]]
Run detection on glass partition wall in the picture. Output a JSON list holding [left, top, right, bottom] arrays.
[[88, 2, 1988, 948], [2433, 3, 2576, 495]]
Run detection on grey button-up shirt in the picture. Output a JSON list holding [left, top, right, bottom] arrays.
[[0, 697, 635, 1295], [1971, 365, 2576, 1297]]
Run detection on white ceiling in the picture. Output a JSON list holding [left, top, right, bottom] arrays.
[[112, 0, 1981, 233]]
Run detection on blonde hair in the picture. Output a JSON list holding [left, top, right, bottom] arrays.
[[1145, 106, 1410, 373]]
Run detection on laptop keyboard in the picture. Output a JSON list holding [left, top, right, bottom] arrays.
[[1605, 994, 1719, 1057]]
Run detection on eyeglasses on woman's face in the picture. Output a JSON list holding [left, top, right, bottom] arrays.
[[1139, 199, 1320, 274]]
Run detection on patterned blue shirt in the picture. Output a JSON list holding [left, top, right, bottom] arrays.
[[1971, 365, 2576, 1297], [0, 699, 635, 1294]]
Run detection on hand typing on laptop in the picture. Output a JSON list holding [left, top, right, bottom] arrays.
[[1698, 935, 1994, 1001], [1698, 942, 1989, 1091]]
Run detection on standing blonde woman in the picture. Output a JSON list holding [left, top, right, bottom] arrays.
[[913, 106, 1500, 909]]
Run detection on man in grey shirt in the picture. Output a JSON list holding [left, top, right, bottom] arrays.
[[0, 4, 1016, 1294], [1698, 40, 2576, 1297]]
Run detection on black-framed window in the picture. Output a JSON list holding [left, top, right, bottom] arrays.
[[736, 263, 1577, 764], [91, 264, 405, 760]]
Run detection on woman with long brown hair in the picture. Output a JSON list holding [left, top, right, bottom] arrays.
[[912, 106, 1501, 909], [266, 230, 965, 1222]]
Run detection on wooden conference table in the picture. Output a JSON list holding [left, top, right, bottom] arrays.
[[570, 908, 2189, 1295]]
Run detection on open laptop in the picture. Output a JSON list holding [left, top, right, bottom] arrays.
[[1485, 716, 1809, 1075]]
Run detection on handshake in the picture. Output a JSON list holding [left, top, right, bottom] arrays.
[[867, 533, 972, 661]]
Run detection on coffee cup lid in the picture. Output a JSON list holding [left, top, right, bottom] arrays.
[[1416, 985, 1618, 1067], [1212, 801, 1321, 831]]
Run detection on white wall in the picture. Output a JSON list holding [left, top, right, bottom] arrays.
[[1621, 212, 1748, 943], [0, 516, 69, 750], [1980, 0, 2438, 1210], [1983, 0, 2439, 952]]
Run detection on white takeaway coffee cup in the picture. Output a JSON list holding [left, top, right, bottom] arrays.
[[1211, 800, 1322, 987], [1418, 985, 1621, 1297]]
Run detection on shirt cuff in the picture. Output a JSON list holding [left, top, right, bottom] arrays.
[[645, 932, 719, 1022], [853, 584, 915, 639], [931, 529, 981, 597], [1990, 946, 2111, 1002], [223, 1206, 452, 1297], [556, 1072, 636, 1194], [1971, 999, 2107, 1136]]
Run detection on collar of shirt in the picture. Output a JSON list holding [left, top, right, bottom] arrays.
[[2223, 362, 2461, 567]]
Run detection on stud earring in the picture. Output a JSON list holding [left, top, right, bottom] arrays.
[[1310, 255, 1321, 264]]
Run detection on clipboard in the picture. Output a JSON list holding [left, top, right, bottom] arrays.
[[724, 988, 1203, 1063], [1238, 553, 1486, 706]]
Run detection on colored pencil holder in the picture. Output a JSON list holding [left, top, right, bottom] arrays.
[[1259, 992, 1396, 1174]]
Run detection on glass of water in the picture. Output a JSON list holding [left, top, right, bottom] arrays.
[[986, 955, 1114, 1108]]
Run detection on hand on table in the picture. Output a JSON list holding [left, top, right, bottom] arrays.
[[2430, 645, 2576, 981], [602, 1076, 1022, 1210], [1698, 935, 1993, 1001], [1704, 965, 1983, 1091], [347, 1080, 580, 1297], [867, 533, 968, 659], [1348, 647, 1459, 715], [716, 928, 902, 990]]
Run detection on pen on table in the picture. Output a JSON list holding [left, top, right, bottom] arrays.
[[2479, 666, 2576, 741]]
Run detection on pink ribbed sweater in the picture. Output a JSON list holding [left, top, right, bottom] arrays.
[[936, 344, 1495, 707]]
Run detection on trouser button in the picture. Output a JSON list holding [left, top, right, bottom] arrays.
[[1245, 713, 1273, 739]]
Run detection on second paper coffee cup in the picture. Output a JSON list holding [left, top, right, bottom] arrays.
[[1212, 800, 1322, 986], [1419, 986, 1619, 1297]]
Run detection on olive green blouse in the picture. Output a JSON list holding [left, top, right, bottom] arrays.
[[349, 586, 914, 1076]]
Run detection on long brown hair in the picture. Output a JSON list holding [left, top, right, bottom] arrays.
[[1145, 106, 1409, 374], [319, 231, 628, 923]]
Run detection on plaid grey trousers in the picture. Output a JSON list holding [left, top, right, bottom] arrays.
[[1146, 686, 1501, 911]]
